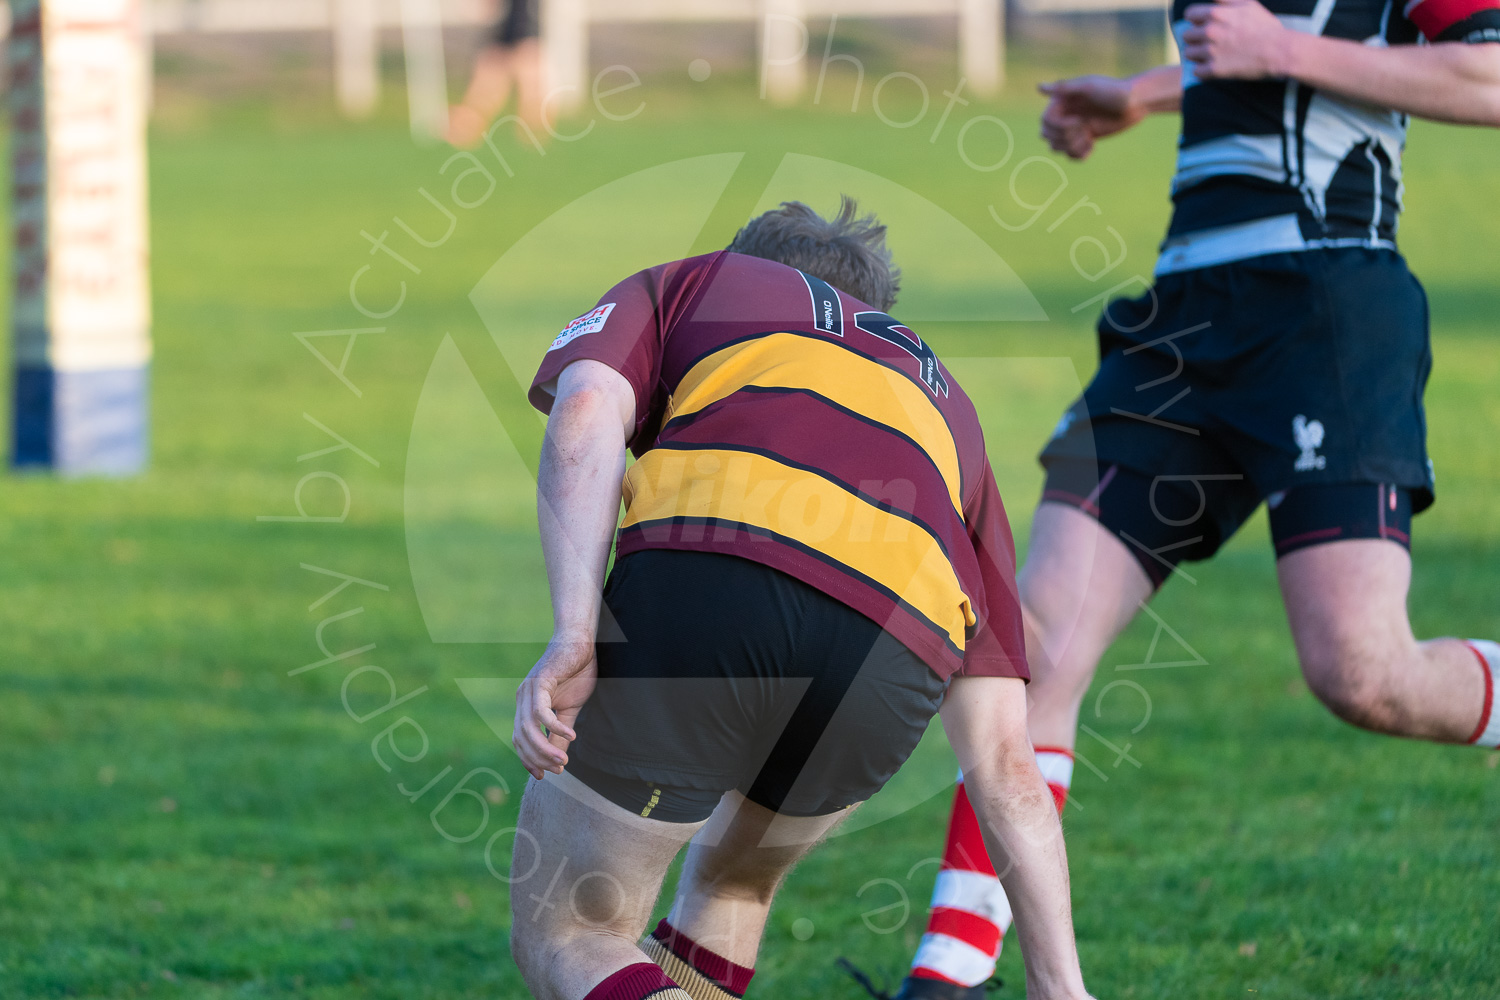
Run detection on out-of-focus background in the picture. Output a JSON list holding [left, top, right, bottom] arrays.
[[2, 2, 1496, 997]]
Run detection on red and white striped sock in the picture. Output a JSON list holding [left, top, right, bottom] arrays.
[[1035, 745, 1075, 813], [909, 748, 1074, 987], [1466, 640, 1500, 748]]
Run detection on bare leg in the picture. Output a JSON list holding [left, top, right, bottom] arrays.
[[664, 792, 853, 967], [510, 772, 702, 1000], [1279, 539, 1486, 742], [510, 37, 545, 135], [447, 44, 515, 148], [904, 503, 1153, 989], [1020, 502, 1155, 750]]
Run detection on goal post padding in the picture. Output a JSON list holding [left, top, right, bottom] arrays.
[[10, 0, 151, 475]]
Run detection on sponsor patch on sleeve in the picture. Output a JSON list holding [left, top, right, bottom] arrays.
[[548, 303, 616, 351]]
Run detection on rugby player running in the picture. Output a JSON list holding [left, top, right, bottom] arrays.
[[510, 201, 1096, 1000], [881, 0, 1500, 995]]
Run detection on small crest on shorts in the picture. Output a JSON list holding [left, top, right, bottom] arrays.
[[1292, 415, 1326, 472], [1051, 410, 1076, 441], [549, 303, 616, 351]]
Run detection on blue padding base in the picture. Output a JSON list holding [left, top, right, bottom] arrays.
[[11, 365, 150, 476], [13, 366, 54, 467]]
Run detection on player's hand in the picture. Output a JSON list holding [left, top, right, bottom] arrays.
[[512, 633, 598, 780], [1038, 75, 1145, 160], [1182, 0, 1291, 80]]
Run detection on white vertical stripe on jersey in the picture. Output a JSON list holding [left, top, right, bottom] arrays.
[[1299, 93, 1405, 219], [1284, 80, 1302, 192], [1279, 0, 1340, 33]]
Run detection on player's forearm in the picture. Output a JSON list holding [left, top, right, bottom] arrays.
[[967, 758, 1086, 999], [537, 387, 627, 641], [1129, 64, 1185, 114], [941, 677, 1089, 1000], [1280, 38, 1500, 126]]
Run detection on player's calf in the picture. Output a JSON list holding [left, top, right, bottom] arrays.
[[646, 795, 852, 999]]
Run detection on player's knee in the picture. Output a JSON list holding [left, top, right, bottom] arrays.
[[567, 868, 643, 934], [1020, 563, 1079, 641], [1300, 642, 1403, 731], [1020, 594, 1099, 699], [511, 885, 643, 983]]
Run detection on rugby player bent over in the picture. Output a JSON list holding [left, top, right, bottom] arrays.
[[509, 201, 1097, 1000]]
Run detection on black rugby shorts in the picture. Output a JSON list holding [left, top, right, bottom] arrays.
[[493, 0, 539, 46], [564, 550, 947, 823], [1040, 246, 1431, 584]]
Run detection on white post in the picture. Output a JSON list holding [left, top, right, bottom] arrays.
[[1164, 8, 1181, 64], [10, 0, 153, 475], [542, 0, 587, 115], [400, 0, 449, 142], [759, 0, 807, 104], [140, 0, 153, 111], [335, 0, 380, 118], [960, 0, 1003, 95]]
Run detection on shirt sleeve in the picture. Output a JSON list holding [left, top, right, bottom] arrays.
[[1405, 0, 1500, 42], [958, 460, 1030, 680], [528, 254, 717, 448]]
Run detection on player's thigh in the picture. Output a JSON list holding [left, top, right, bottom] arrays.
[[513, 771, 701, 944], [1277, 539, 1416, 678], [1020, 500, 1153, 685], [1271, 483, 1418, 676]]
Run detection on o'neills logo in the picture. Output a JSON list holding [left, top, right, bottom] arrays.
[[548, 302, 616, 351]]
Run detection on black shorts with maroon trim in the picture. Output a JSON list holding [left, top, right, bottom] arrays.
[[1043, 459, 1414, 588], [1039, 246, 1433, 586], [1042, 247, 1436, 510], [493, 0, 539, 45], [565, 549, 948, 823]]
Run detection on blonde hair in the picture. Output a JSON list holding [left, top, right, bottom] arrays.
[[727, 196, 901, 311]]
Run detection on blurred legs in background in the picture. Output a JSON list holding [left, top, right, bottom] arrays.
[[447, 37, 543, 148], [447, 0, 543, 148]]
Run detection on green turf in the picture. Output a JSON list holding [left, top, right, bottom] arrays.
[[2, 55, 1497, 1000]]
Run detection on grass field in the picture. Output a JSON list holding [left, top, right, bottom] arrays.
[[2, 50, 1498, 999]]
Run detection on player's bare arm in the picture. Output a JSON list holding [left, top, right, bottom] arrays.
[[1184, 0, 1500, 125], [940, 675, 1093, 1000], [1039, 66, 1184, 160], [513, 359, 634, 780]]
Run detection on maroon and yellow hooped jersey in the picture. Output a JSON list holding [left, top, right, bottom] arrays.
[[530, 251, 1026, 681]]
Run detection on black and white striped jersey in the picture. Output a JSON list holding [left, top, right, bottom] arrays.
[[1157, 0, 1500, 274]]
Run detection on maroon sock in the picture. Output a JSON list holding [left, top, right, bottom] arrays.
[[583, 962, 690, 1000], [640, 919, 755, 999]]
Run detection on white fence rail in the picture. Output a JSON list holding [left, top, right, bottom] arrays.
[[145, 0, 492, 34], [540, 0, 1005, 104], [61, 1, 1163, 136]]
